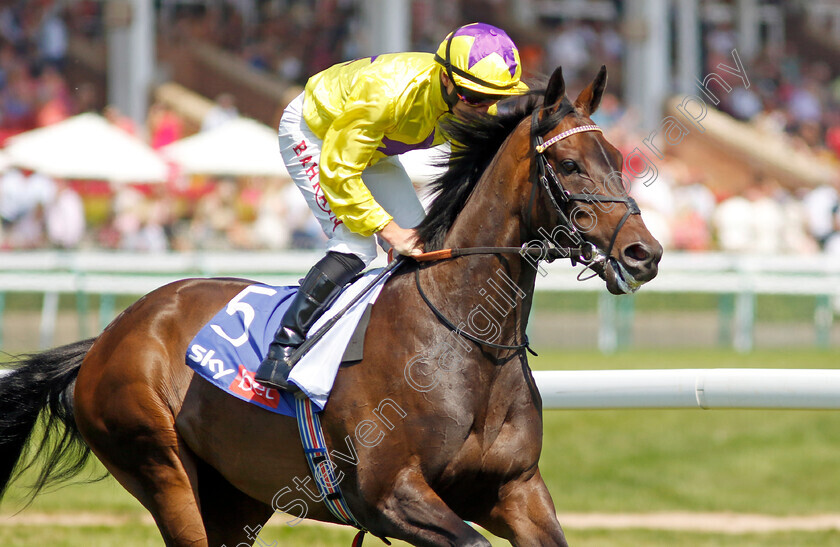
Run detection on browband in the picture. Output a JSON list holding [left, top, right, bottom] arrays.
[[535, 125, 602, 153]]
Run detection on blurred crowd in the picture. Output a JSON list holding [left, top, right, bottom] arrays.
[[0, 164, 328, 252], [0, 0, 73, 133], [157, 1, 623, 95], [0, 0, 839, 255], [609, 21, 840, 256]]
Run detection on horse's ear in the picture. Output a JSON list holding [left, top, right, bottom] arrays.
[[543, 66, 565, 112], [574, 65, 608, 116]]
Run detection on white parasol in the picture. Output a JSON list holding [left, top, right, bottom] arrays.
[[161, 118, 290, 178], [4, 113, 169, 183]]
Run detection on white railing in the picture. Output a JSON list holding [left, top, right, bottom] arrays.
[[0, 250, 837, 351], [533, 369, 840, 409], [3, 367, 837, 410]]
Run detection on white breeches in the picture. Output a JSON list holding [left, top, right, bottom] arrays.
[[278, 93, 426, 265]]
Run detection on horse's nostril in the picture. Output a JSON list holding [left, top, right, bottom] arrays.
[[623, 243, 650, 263]]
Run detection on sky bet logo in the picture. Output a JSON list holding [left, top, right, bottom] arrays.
[[187, 344, 236, 380]]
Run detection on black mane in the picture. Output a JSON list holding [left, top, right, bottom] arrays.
[[415, 91, 576, 250]]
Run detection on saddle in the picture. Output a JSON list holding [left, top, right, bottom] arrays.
[[184, 269, 391, 416]]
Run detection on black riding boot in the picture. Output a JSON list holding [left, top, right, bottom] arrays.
[[255, 251, 365, 392]]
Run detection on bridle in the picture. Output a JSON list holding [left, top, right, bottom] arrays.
[[412, 104, 643, 356], [527, 108, 640, 279]]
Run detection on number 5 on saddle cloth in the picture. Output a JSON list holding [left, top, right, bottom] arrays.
[[185, 264, 398, 415]]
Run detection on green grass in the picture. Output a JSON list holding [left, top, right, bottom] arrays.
[[530, 349, 840, 515], [255, 525, 840, 546], [2, 472, 147, 516], [540, 407, 840, 514], [0, 525, 165, 547], [2, 349, 840, 545], [527, 347, 840, 371], [531, 292, 822, 322], [2, 523, 839, 547], [0, 292, 140, 313], [564, 529, 840, 546]]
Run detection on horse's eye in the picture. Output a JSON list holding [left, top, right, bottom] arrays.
[[560, 159, 579, 175]]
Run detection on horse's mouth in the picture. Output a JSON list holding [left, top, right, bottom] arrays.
[[603, 257, 645, 295]]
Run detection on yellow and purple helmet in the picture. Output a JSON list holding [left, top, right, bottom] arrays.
[[434, 22, 528, 97]]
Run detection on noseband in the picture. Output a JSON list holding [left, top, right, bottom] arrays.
[[528, 109, 640, 279]]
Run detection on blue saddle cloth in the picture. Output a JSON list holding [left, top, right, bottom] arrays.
[[185, 284, 298, 417]]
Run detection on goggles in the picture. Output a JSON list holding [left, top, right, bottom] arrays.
[[455, 86, 501, 107]]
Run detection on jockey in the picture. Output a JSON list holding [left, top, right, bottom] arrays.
[[256, 22, 528, 392]]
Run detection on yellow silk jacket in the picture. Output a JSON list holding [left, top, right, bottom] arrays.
[[302, 52, 452, 236]]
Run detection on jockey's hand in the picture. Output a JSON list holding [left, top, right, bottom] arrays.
[[378, 221, 424, 257]]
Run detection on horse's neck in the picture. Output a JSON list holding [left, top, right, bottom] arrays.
[[435, 135, 538, 353], [446, 126, 532, 248]]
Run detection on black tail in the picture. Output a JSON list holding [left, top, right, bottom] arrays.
[[0, 338, 99, 505]]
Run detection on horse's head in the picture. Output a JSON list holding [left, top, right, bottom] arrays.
[[528, 65, 662, 294]]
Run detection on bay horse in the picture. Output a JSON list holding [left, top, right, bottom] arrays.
[[0, 66, 661, 546]]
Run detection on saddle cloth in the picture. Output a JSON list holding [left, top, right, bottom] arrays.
[[185, 268, 392, 416]]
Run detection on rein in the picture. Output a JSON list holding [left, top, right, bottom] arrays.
[[413, 245, 591, 263], [414, 265, 536, 358], [411, 243, 590, 358], [411, 246, 583, 358]]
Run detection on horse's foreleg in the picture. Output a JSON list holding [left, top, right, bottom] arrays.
[[480, 469, 568, 547], [371, 468, 491, 547]]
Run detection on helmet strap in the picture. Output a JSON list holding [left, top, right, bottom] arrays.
[[437, 33, 458, 113], [439, 71, 459, 113]]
